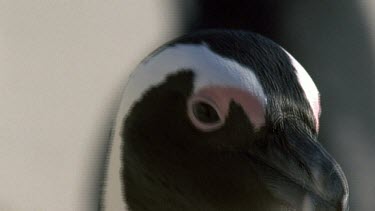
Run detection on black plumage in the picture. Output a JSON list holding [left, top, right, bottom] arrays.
[[106, 30, 349, 211]]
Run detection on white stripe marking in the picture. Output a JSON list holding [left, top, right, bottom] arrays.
[[283, 49, 320, 129]]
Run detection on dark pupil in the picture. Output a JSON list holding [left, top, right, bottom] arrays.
[[192, 102, 220, 124]]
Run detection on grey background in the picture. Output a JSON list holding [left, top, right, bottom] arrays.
[[0, 1, 184, 210]]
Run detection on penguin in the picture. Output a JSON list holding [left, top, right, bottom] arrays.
[[101, 30, 349, 211]]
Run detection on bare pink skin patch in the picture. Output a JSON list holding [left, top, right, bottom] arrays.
[[187, 86, 266, 132]]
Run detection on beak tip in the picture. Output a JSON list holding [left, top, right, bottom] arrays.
[[312, 159, 349, 210]]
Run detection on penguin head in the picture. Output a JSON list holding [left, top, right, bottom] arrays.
[[103, 30, 349, 211]]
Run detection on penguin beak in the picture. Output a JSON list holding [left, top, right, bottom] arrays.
[[247, 126, 349, 210]]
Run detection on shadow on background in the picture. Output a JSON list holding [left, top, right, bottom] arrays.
[[180, 0, 375, 210]]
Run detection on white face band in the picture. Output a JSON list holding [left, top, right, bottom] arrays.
[[102, 42, 320, 210]]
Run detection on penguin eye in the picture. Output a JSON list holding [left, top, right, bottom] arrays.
[[187, 97, 224, 131], [192, 102, 220, 124]]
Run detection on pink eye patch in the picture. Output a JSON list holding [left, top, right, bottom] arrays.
[[187, 86, 266, 132]]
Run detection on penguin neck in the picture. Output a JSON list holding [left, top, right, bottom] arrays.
[[123, 155, 200, 211], [122, 144, 285, 211]]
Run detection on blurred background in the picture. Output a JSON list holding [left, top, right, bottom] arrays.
[[0, 0, 374, 210]]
